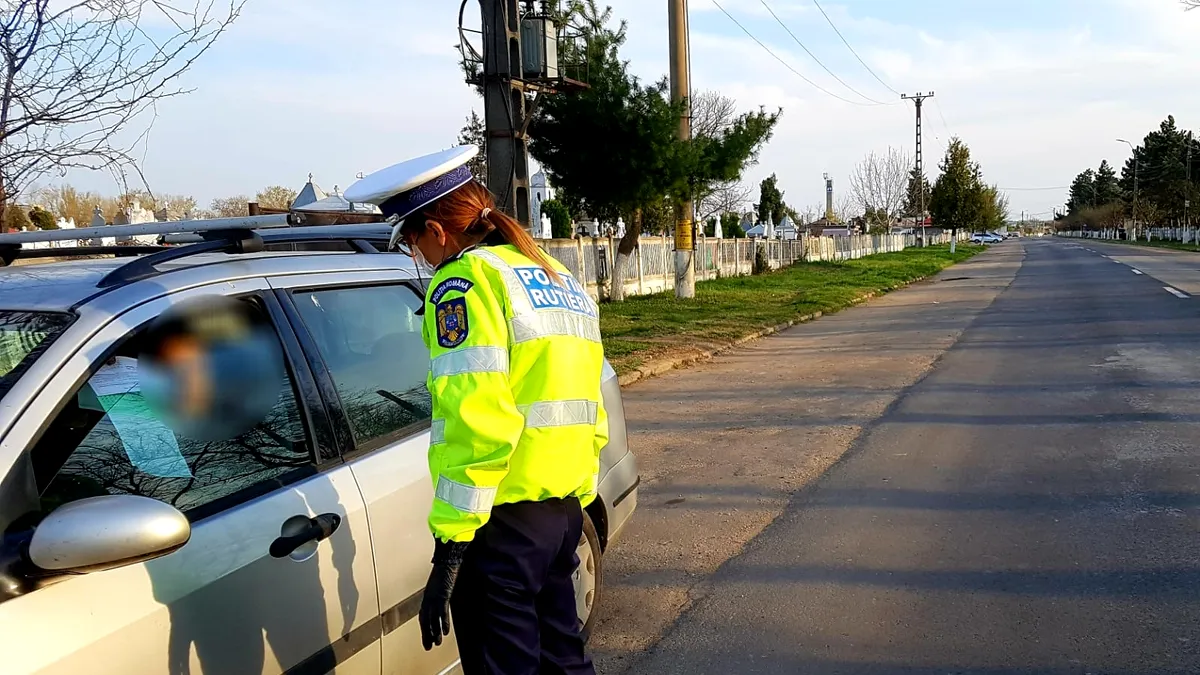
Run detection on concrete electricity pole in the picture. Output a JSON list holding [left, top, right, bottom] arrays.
[[481, 0, 532, 228], [668, 0, 696, 299], [901, 92, 934, 246]]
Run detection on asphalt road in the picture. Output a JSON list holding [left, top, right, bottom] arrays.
[[625, 238, 1200, 674], [1071, 239, 1200, 296]]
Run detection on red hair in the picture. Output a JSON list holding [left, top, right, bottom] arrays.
[[401, 181, 562, 284]]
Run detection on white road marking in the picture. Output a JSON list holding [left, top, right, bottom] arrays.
[[1131, 269, 1144, 275], [1164, 286, 1189, 299]]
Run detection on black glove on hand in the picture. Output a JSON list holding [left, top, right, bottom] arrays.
[[420, 538, 470, 651]]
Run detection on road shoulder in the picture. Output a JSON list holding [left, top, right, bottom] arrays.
[[592, 242, 1024, 674]]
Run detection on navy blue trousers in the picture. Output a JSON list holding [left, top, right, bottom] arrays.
[[450, 497, 595, 675]]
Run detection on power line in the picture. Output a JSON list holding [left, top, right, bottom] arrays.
[[710, 0, 882, 107], [757, 0, 890, 105], [811, 0, 901, 96], [932, 97, 953, 138], [999, 186, 1070, 191]]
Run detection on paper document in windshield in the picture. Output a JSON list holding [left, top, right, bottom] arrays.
[[80, 357, 192, 479]]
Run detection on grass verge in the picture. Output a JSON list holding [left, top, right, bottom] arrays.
[[1088, 238, 1200, 253], [601, 243, 985, 375]]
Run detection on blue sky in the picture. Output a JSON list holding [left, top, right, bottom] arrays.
[[49, 0, 1200, 220]]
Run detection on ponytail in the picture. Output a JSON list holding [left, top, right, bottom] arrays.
[[402, 181, 563, 285], [478, 205, 563, 285]]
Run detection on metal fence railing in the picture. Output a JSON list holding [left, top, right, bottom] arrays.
[[1059, 227, 1199, 243], [540, 230, 967, 301]]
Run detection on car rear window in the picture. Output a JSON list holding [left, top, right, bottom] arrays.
[[0, 311, 74, 398]]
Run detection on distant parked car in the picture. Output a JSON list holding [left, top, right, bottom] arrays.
[[971, 233, 1003, 244]]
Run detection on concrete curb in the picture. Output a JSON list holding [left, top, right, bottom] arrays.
[[615, 277, 927, 388]]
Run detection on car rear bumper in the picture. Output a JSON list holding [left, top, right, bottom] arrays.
[[599, 450, 638, 547]]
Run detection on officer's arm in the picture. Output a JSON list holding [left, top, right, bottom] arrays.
[[424, 261, 524, 543]]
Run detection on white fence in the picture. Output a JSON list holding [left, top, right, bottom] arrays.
[[539, 230, 967, 301], [1059, 227, 1200, 244]]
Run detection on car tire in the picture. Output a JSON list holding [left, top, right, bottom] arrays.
[[573, 509, 603, 642]]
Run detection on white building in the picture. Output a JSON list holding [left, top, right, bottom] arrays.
[[777, 214, 799, 240], [530, 169, 554, 239]]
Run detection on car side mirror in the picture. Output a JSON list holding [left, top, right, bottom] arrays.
[[28, 495, 190, 573]]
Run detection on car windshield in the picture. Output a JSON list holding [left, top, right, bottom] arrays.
[[0, 311, 74, 400]]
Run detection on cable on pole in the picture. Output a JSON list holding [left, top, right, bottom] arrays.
[[811, 0, 902, 96], [757, 0, 892, 105], [999, 186, 1071, 191], [711, 0, 884, 107], [932, 97, 953, 138]]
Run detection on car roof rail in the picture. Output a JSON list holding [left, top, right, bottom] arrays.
[[0, 213, 305, 247], [0, 244, 168, 266], [95, 223, 393, 288]]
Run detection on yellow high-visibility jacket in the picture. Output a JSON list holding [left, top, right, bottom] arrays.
[[422, 244, 608, 543]]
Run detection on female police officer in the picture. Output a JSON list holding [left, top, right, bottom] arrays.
[[346, 146, 606, 675]]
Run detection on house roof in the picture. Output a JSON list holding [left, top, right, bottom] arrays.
[[291, 174, 328, 209], [295, 193, 381, 214]]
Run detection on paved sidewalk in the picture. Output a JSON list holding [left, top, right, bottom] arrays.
[[591, 243, 1024, 674]]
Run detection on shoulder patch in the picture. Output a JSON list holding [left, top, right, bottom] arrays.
[[430, 277, 474, 304], [435, 297, 469, 348]]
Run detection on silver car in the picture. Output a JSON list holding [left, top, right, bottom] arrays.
[[0, 222, 638, 675]]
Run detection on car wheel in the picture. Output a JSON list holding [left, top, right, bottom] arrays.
[[573, 510, 603, 641]]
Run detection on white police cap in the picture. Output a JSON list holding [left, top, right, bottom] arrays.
[[344, 145, 479, 222]]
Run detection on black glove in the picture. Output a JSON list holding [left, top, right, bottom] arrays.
[[420, 538, 470, 650]]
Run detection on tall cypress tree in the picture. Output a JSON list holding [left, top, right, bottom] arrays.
[[930, 138, 985, 236]]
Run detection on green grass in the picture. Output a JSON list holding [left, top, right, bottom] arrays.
[[601, 244, 984, 375], [1093, 238, 1200, 253]]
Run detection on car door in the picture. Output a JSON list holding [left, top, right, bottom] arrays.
[[0, 280, 382, 675], [269, 271, 461, 675]]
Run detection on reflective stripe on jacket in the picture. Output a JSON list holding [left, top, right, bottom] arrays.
[[422, 244, 609, 543]]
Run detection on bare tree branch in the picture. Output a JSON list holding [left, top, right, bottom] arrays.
[[690, 89, 737, 140], [696, 179, 750, 223], [1184, 0, 1200, 10], [1, 0, 243, 228], [847, 146, 912, 224], [834, 193, 857, 224]]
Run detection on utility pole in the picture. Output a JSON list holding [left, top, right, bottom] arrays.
[[668, 0, 695, 299], [481, 0, 532, 228], [1117, 138, 1138, 239], [1187, 131, 1193, 228], [901, 92, 934, 246], [824, 173, 834, 221]]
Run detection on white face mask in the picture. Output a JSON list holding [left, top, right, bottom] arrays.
[[411, 245, 435, 274], [389, 221, 435, 274]]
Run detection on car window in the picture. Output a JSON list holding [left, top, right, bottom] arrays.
[[0, 311, 73, 400], [291, 284, 432, 450], [20, 299, 314, 526]]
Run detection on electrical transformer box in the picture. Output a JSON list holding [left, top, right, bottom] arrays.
[[521, 17, 558, 80]]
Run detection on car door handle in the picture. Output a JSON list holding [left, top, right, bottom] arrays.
[[270, 513, 342, 559]]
